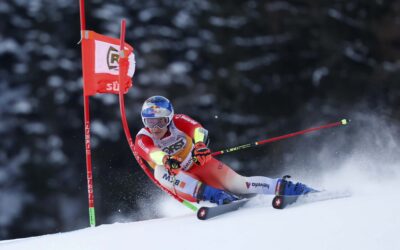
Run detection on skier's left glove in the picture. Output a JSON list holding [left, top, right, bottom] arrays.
[[192, 142, 211, 166]]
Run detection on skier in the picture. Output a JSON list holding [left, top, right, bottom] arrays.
[[134, 96, 316, 205]]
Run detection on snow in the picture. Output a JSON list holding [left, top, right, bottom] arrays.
[[1, 178, 399, 250], [233, 34, 291, 47], [209, 16, 247, 28], [138, 8, 165, 22], [0, 113, 399, 249], [265, 1, 299, 13], [173, 11, 195, 29], [235, 54, 278, 71], [327, 8, 364, 29], [312, 67, 329, 86], [1, 99, 398, 248]]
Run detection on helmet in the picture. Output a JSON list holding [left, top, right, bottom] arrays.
[[141, 96, 174, 128]]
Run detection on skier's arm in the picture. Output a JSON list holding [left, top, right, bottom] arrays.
[[194, 127, 209, 144], [174, 114, 211, 166], [173, 114, 209, 144], [135, 134, 182, 172], [135, 134, 166, 167]]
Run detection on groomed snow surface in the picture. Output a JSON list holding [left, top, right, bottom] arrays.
[[2, 114, 400, 250], [1, 178, 399, 250]]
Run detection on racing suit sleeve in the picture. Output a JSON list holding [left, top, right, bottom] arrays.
[[173, 114, 209, 144], [134, 134, 166, 168]]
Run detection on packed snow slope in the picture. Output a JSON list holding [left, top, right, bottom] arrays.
[[1, 188, 399, 250], [1, 114, 399, 250]]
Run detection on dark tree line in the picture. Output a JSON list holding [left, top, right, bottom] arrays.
[[0, 0, 399, 240]]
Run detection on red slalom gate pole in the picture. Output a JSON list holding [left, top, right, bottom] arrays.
[[117, 20, 198, 212], [211, 119, 349, 157], [79, 0, 96, 227]]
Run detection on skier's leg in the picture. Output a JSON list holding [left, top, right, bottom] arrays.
[[154, 165, 237, 204], [154, 165, 198, 202], [188, 158, 279, 195]]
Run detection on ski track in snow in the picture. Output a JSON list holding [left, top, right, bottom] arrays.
[[1, 191, 399, 250], [2, 115, 400, 250]]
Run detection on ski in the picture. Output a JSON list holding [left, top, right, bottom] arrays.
[[197, 198, 251, 220], [197, 190, 351, 219], [272, 190, 351, 209]]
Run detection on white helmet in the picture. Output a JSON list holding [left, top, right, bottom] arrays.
[[141, 96, 174, 128]]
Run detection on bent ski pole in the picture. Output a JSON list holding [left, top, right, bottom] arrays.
[[211, 119, 349, 157]]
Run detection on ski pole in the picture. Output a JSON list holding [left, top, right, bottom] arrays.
[[211, 119, 348, 157]]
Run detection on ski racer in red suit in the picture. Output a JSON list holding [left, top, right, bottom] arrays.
[[134, 96, 316, 205]]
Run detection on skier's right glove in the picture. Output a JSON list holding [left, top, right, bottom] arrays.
[[163, 155, 182, 174]]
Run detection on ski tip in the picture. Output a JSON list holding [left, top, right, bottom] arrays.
[[197, 207, 209, 220], [272, 196, 284, 209]]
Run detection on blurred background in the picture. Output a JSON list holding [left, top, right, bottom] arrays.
[[1, 0, 399, 240]]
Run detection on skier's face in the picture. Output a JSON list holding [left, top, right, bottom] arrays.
[[149, 126, 168, 139], [143, 117, 169, 129]]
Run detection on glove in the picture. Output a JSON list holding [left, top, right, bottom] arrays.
[[163, 155, 182, 173], [192, 142, 211, 166]]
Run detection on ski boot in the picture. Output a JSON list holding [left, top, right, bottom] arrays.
[[195, 183, 239, 205], [275, 175, 317, 196], [273, 175, 318, 209]]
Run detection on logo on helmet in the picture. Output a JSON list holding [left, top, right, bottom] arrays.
[[145, 105, 170, 117], [151, 105, 163, 114]]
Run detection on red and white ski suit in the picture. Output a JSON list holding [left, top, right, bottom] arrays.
[[135, 114, 278, 202]]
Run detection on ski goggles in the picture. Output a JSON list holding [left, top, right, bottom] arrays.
[[143, 117, 170, 129]]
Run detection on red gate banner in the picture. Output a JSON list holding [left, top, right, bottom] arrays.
[[81, 30, 135, 96]]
